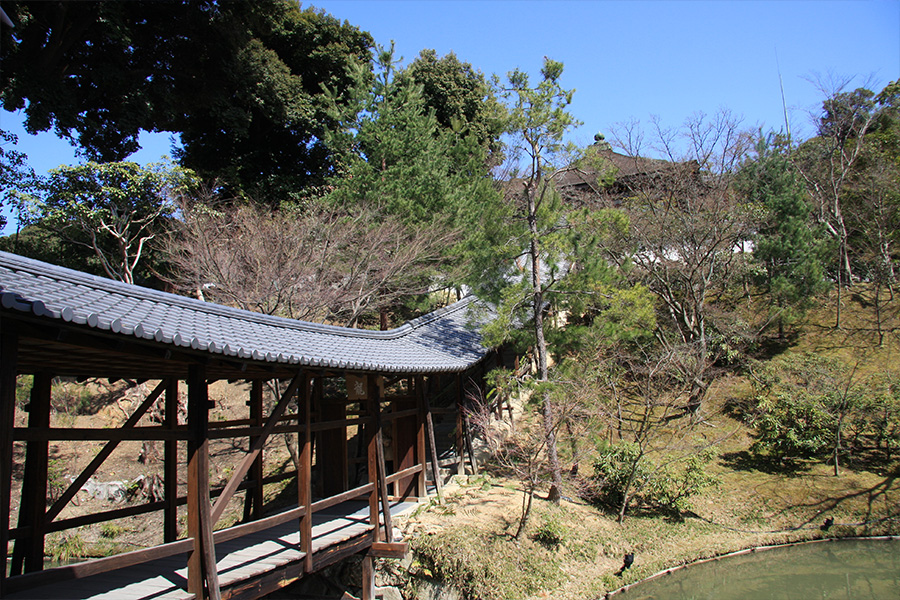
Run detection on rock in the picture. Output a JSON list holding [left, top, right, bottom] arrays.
[[375, 586, 403, 600], [410, 580, 462, 600]]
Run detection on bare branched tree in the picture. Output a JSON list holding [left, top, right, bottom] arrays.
[[607, 110, 755, 413], [794, 74, 882, 327], [163, 191, 459, 326]]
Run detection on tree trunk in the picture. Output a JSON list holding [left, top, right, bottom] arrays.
[[528, 185, 562, 501], [514, 483, 535, 541]]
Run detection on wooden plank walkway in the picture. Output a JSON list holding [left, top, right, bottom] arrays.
[[6, 500, 416, 600]]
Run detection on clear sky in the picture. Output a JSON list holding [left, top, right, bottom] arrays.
[[2, 0, 899, 233]]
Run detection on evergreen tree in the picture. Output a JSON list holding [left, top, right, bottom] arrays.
[[740, 134, 829, 336], [323, 45, 502, 316], [478, 59, 637, 515]]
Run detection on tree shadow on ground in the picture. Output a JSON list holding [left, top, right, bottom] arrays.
[[773, 474, 900, 532], [752, 331, 800, 362], [719, 450, 811, 476]]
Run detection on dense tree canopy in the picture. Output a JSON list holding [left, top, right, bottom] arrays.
[[325, 46, 502, 295], [398, 49, 506, 166], [1, 0, 373, 203]]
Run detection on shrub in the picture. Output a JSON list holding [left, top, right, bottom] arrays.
[[46, 533, 87, 563], [412, 527, 562, 600], [531, 510, 568, 549], [748, 354, 900, 469], [589, 442, 718, 517]]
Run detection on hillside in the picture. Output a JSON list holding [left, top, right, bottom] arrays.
[[381, 289, 900, 600]]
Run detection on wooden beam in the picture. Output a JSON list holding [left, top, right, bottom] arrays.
[[46, 380, 167, 523], [11, 371, 52, 575], [455, 373, 465, 475], [187, 364, 220, 600], [365, 376, 379, 543], [422, 377, 444, 501], [13, 426, 186, 442], [415, 376, 427, 498], [3, 537, 194, 596], [0, 327, 18, 596], [209, 372, 302, 526], [299, 373, 313, 573], [319, 392, 348, 496], [164, 378, 179, 543], [368, 541, 409, 559], [361, 555, 375, 600], [243, 380, 264, 523], [373, 388, 393, 543]]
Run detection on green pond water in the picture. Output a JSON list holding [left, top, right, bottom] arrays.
[[613, 539, 900, 600]]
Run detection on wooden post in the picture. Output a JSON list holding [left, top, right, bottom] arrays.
[[361, 555, 375, 600], [414, 376, 427, 498], [164, 378, 179, 543], [187, 365, 220, 600], [420, 376, 443, 501], [373, 386, 393, 543], [0, 327, 17, 595], [392, 378, 417, 499], [298, 373, 313, 573], [10, 371, 52, 575], [319, 392, 347, 497], [244, 380, 264, 523], [455, 374, 465, 475], [365, 375, 380, 543]]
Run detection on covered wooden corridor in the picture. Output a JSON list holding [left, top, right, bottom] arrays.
[[4, 499, 416, 600], [0, 251, 493, 599]]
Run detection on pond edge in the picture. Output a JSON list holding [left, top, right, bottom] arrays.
[[602, 535, 900, 599]]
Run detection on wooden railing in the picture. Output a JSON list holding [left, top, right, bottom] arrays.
[[4, 370, 443, 599]]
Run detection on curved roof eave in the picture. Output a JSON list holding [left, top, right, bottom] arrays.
[[0, 251, 493, 375]]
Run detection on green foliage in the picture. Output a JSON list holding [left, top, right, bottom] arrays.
[[14, 374, 32, 409], [589, 441, 718, 516], [100, 523, 126, 539], [20, 161, 194, 284], [47, 457, 69, 503], [748, 353, 900, 468], [46, 532, 87, 564], [0, 129, 37, 231], [532, 509, 568, 549], [50, 380, 94, 416], [738, 133, 830, 333], [324, 44, 503, 296], [0, 223, 99, 275], [1, 1, 373, 201], [399, 49, 506, 166], [411, 526, 563, 600]]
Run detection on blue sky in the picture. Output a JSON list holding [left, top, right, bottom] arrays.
[[2, 0, 899, 232]]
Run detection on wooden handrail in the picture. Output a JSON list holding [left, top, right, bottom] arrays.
[[385, 464, 423, 485], [309, 483, 374, 514], [212, 505, 307, 545], [3, 537, 194, 595]]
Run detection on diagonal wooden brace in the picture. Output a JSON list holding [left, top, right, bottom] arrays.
[[210, 371, 303, 526]]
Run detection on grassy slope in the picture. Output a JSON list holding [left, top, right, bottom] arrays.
[[398, 290, 900, 600]]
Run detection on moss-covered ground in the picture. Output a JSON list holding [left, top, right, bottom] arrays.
[[396, 292, 900, 600]]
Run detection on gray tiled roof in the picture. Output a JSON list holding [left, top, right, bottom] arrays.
[[0, 251, 491, 374]]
